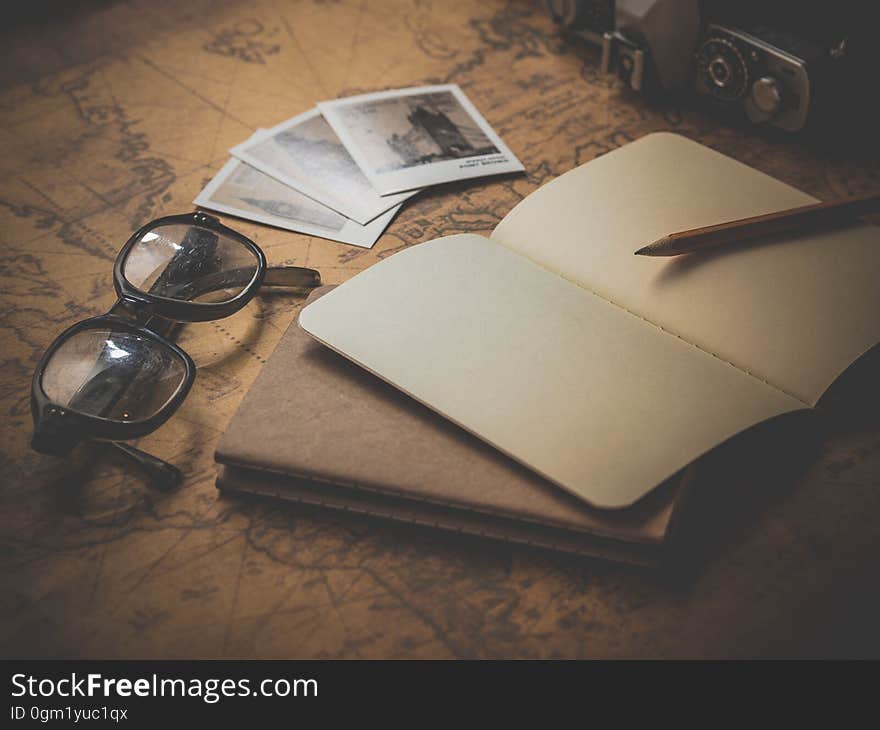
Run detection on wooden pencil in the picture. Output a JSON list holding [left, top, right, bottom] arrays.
[[634, 190, 880, 257]]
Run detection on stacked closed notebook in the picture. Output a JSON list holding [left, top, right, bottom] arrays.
[[216, 286, 690, 566]]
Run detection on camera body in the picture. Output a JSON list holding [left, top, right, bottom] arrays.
[[693, 23, 826, 132], [543, 0, 862, 133]]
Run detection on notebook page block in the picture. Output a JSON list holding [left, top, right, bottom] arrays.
[[300, 234, 805, 509]]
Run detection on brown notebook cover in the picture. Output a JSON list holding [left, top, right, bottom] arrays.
[[216, 287, 700, 566]]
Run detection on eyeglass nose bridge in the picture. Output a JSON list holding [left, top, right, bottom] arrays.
[[108, 295, 157, 322]]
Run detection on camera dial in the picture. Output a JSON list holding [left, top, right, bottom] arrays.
[[696, 36, 749, 101]]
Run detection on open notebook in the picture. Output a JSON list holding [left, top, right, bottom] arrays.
[[300, 133, 880, 509]]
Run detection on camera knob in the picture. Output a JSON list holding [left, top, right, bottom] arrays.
[[750, 76, 783, 118]]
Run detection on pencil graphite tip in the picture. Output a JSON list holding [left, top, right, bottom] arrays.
[[633, 236, 675, 256], [634, 242, 661, 256]]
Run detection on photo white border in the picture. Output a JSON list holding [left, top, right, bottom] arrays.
[[318, 84, 524, 195], [193, 159, 399, 249]]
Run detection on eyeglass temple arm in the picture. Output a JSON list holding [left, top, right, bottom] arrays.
[[262, 265, 321, 288], [146, 265, 321, 306], [108, 442, 182, 491]]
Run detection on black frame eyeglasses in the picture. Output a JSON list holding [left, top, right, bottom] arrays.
[[31, 211, 321, 489]]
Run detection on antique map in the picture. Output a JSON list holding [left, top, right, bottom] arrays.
[[2, 0, 879, 658]]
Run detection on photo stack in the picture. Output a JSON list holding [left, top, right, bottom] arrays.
[[194, 84, 524, 248]]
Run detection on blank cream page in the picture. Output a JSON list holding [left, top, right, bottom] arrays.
[[491, 133, 880, 406], [300, 234, 804, 509]]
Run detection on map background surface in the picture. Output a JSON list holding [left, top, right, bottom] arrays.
[[2, 0, 879, 658]]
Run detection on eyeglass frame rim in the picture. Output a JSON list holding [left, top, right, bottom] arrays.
[[113, 211, 268, 323], [31, 210, 273, 448], [31, 313, 198, 444]]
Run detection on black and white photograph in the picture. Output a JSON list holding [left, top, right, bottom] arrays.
[[193, 159, 398, 248], [230, 111, 417, 225], [319, 84, 524, 195]]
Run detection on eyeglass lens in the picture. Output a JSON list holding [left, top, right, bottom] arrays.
[[41, 329, 187, 423], [123, 224, 260, 304]]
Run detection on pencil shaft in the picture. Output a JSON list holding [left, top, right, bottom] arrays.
[[635, 191, 880, 256]]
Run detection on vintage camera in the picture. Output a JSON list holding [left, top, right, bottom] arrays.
[[543, 0, 865, 133]]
